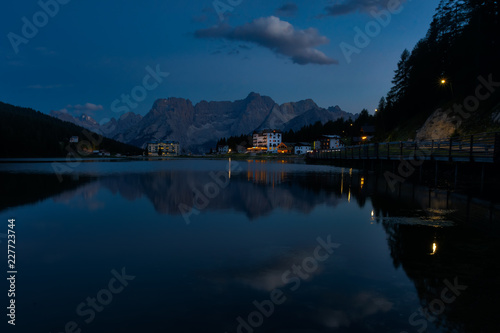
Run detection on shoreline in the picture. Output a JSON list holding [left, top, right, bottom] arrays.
[[0, 154, 307, 163]]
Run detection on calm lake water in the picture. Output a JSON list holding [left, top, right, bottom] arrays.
[[1, 159, 499, 333]]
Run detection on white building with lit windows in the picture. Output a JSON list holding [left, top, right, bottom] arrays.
[[251, 130, 282, 153], [147, 140, 180, 156]]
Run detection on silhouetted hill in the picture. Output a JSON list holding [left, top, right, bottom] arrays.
[[0, 101, 143, 158]]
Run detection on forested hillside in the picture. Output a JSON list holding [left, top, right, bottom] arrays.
[[0, 102, 143, 157], [376, 0, 500, 140]]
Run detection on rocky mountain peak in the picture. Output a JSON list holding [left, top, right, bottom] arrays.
[[50, 93, 356, 153]]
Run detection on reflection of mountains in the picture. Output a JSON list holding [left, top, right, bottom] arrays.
[[5, 165, 500, 331], [98, 170, 346, 219]]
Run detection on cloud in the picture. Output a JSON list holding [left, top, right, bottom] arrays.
[[275, 3, 298, 17], [318, 292, 393, 329], [27, 84, 63, 89], [70, 103, 103, 111], [35, 46, 57, 56], [57, 103, 104, 116], [322, 0, 406, 16], [195, 16, 337, 65]]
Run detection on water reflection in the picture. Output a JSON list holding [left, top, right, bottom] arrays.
[[3, 163, 498, 227], [1, 161, 499, 332]]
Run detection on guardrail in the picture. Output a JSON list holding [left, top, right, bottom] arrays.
[[308, 132, 500, 164]]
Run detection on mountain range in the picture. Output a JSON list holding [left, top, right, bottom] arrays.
[[50, 92, 356, 153]]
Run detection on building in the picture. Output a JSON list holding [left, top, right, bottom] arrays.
[[160, 141, 180, 156], [294, 143, 312, 155], [277, 142, 294, 154], [353, 126, 376, 144], [217, 145, 229, 154], [147, 140, 180, 156], [360, 125, 375, 142], [148, 141, 159, 155], [320, 135, 345, 150], [251, 129, 282, 153]]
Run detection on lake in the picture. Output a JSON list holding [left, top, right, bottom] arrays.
[[1, 158, 499, 333]]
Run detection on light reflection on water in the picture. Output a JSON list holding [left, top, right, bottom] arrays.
[[0, 159, 499, 333]]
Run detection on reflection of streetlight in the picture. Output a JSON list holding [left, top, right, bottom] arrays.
[[431, 242, 437, 255]]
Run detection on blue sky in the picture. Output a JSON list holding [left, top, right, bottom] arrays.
[[1, 0, 438, 122]]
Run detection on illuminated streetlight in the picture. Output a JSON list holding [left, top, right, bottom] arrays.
[[440, 78, 454, 96]]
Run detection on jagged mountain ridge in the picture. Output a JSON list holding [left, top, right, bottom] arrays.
[[51, 93, 356, 152], [50, 111, 102, 132]]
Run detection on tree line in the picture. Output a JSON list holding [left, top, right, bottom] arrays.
[[375, 0, 500, 139], [215, 109, 376, 150], [0, 102, 144, 157]]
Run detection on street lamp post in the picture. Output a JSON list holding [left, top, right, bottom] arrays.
[[440, 78, 454, 97]]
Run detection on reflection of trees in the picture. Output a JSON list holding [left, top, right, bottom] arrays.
[[0, 172, 93, 212], [379, 215, 500, 332], [4, 166, 500, 331], [368, 180, 500, 333]]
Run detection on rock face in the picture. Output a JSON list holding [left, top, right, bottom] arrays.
[[51, 93, 355, 152], [50, 111, 101, 132], [415, 108, 462, 141], [100, 112, 143, 141]]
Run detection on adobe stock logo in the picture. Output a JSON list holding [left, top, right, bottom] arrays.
[[50, 267, 135, 333], [212, 0, 243, 22], [7, 0, 72, 54], [110, 65, 170, 114], [340, 0, 411, 64]]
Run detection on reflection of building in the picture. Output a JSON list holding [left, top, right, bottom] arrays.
[[246, 160, 286, 185], [147, 141, 180, 156], [294, 143, 311, 155], [250, 130, 282, 153], [70, 136, 79, 143], [277, 142, 294, 154], [320, 135, 345, 150]]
